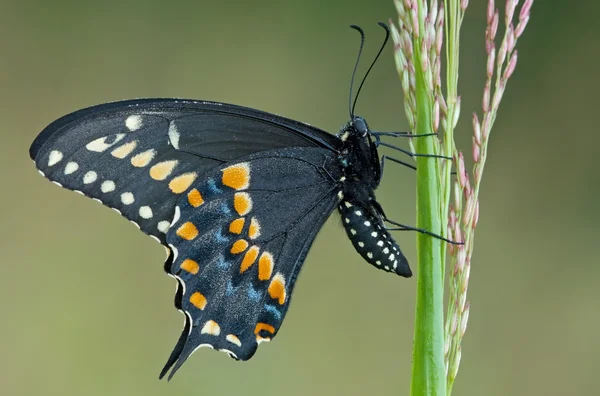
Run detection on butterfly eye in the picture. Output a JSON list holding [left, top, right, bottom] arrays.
[[352, 117, 369, 136]]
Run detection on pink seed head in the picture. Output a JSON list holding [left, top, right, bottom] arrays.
[[483, 82, 490, 112], [491, 10, 499, 40], [472, 137, 480, 162], [436, 22, 444, 54], [473, 113, 481, 145], [461, 0, 469, 11], [473, 199, 480, 228], [516, 15, 530, 37], [451, 311, 458, 334], [411, 8, 420, 37], [430, 0, 438, 25], [453, 96, 462, 129], [507, 24, 516, 53], [487, 0, 495, 23], [506, 0, 517, 24], [454, 181, 461, 210], [460, 303, 470, 336], [520, 0, 534, 20], [505, 50, 518, 79], [458, 152, 467, 188], [487, 47, 496, 78]]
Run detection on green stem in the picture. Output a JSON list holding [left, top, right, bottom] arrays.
[[410, 36, 446, 396]]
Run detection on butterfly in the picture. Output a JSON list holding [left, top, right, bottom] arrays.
[[28, 23, 445, 379]]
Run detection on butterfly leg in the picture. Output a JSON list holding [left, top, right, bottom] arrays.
[[371, 131, 438, 138], [371, 133, 451, 160], [384, 218, 463, 245]]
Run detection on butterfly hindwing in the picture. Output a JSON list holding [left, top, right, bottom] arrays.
[[160, 147, 342, 378], [30, 99, 340, 244]]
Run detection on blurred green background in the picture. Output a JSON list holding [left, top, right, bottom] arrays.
[[1, 1, 598, 395]]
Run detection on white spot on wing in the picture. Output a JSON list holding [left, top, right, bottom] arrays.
[[157, 221, 170, 233], [83, 171, 97, 184], [125, 115, 143, 131], [86, 134, 126, 152], [64, 162, 79, 175], [101, 180, 115, 193], [168, 121, 180, 149], [171, 206, 181, 225], [48, 150, 63, 166], [358, 241, 364, 248], [139, 206, 153, 219], [226, 334, 242, 347], [121, 192, 134, 205], [200, 320, 221, 336]]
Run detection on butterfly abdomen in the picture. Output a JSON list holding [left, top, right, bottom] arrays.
[[338, 199, 412, 277]]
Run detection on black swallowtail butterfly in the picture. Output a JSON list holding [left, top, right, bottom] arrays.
[[29, 23, 441, 379]]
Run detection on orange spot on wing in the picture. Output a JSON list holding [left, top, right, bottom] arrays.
[[176, 222, 198, 240], [150, 160, 178, 180], [254, 322, 276, 335], [240, 246, 259, 273], [233, 192, 252, 215], [258, 252, 273, 281], [187, 188, 204, 207], [268, 273, 286, 305], [222, 163, 250, 190], [249, 217, 261, 239], [189, 291, 207, 310], [180, 259, 199, 274], [111, 140, 137, 159], [230, 239, 249, 254], [229, 218, 245, 234], [130, 149, 155, 167], [169, 172, 198, 194]]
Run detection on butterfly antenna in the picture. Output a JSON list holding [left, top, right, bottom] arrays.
[[351, 22, 390, 116], [349, 24, 366, 119]]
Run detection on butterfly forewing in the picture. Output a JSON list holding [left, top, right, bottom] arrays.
[[160, 147, 342, 378], [30, 99, 340, 244]]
